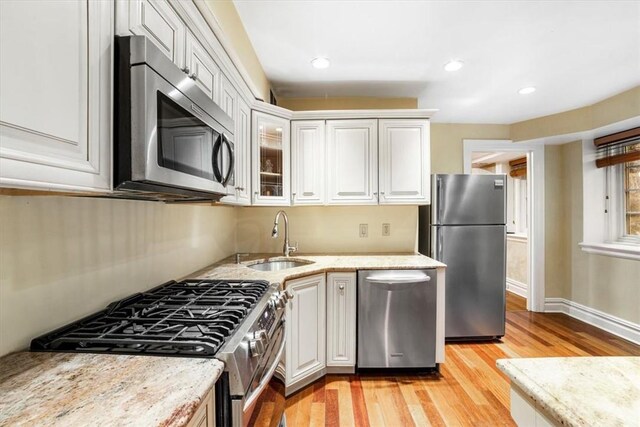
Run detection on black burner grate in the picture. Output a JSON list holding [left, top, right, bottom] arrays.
[[31, 279, 270, 357]]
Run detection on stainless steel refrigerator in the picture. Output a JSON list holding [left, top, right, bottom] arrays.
[[419, 174, 507, 340]]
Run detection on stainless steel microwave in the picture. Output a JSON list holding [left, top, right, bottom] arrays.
[[114, 36, 234, 201]]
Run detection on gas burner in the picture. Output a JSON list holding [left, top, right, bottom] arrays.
[[31, 279, 270, 357]]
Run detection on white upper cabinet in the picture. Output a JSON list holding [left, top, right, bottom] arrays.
[[116, 0, 185, 69], [185, 31, 221, 103], [326, 272, 356, 368], [0, 0, 112, 192], [291, 121, 325, 205], [252, 112, 291, 206], [234, 99, 252, 205], [326, 119, 378, 205], [378, 119, 431, 204]]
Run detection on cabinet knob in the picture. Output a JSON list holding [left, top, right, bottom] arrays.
[[188, 72, 197, 80], [181, 66, 190, 74], [380, 191, 385, 195], [373, 192, 378, 196], [338, 284, 345, 290]]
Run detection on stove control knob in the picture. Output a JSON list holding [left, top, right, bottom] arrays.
[[249, 330, 268, 358]]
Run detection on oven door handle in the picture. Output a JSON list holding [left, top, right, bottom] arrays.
[[243, 322, 286, 412]]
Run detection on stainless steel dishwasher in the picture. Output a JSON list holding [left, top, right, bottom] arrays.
[[357, 269, 437, 368]]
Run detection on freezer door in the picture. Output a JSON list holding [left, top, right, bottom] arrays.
[[434, 224, 506, 339], [432, 174, 506, 225]]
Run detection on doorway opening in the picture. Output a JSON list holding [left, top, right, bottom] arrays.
[[463, 139, 545, 312], [471, 151, 529, 312]]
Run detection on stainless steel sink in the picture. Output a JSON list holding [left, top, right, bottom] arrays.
[[248, 259, 314, 271]]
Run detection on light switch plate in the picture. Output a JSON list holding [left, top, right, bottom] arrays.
[[382, 223, 390, 236], [359, 224, 368, 238]]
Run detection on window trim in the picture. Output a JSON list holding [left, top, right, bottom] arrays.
[[581, 133, 640, 260]]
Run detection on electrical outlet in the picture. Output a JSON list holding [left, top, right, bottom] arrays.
[[359, 224, 368, 238], [382, 223, 391, 236]]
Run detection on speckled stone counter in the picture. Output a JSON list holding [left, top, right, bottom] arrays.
[[189, 253, 445, 285], [497, 357, 640, 427], [0, 352, 224, 427]]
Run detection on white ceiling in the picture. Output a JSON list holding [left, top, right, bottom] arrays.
[[233, 0, 640, 124]]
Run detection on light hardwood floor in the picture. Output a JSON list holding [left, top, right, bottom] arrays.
[[283, 292, 640, 426]]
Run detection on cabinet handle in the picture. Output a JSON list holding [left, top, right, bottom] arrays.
[[380, 191, 385, 195], [188, 72, 197, 81], [373, 192, 378, 196], [181, 66, 190, 74], [254, 191, 259, 195]]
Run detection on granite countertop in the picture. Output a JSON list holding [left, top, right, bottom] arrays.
[[0, 352, 224, 427], [189, 252, 445, 285], [496, 357, 640, 427]]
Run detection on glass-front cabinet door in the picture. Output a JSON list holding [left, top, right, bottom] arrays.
[[252, 111, 291, 206]]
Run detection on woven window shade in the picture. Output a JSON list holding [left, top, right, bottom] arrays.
[[509, 157, 527, 178], [594, 127, 640, 168]]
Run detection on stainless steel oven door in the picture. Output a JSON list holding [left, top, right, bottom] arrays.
[[233, 320, 286, 427], [129, 64, 234, 193]]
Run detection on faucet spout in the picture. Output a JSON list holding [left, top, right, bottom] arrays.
[[272, 210, 297, 257]]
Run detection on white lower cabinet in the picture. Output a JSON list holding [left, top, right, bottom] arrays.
[[285, 273, 326, 395], [326, 272, 357, 370]]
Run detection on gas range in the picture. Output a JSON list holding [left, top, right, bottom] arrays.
[[31, 278, 289, 427]]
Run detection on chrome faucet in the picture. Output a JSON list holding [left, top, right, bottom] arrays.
[[271, 210, 298, 257]]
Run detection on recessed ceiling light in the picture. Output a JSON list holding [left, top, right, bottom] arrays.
[[311, 56, 330, 69], [518, 86, 536, 95], [444, 60, 464, 72]]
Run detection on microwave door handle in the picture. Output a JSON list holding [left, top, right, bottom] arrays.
[[222, 134, 234, 187], [212, 133, 223, 183]]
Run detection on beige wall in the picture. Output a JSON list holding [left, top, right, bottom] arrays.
[[0, 197, 237, 356], [278, 97, 418, 111], [507, 239, 528, 285], [236, 206, 418, 254], [203, 0, 271, 101], [559, 142, 640, 323], [511, 86, 640, 141], [431, 124, 511, 174], [544, 144, 572, 299]]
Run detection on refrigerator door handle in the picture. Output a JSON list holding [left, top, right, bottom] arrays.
[[437, 177, 444, 223]]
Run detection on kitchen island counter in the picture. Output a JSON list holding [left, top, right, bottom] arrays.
[[0, 351, 223, 427], [497, 356, 640, 427]]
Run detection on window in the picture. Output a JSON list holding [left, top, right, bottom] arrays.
[[622, 143, 640, 237], [598, 128, 640, 245]]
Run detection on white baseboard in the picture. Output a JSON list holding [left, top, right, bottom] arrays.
[[544, 298, 640, 345], [506, 278, 528, 299]]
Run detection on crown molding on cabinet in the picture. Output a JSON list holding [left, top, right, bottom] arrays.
[[290, 109, 438, 121], [251, 100, 294, 120], [185, 0, 264, 102]]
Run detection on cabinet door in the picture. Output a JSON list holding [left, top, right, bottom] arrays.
[[326, 273, 356, 367], [0, 0, 112, 192], [379, 119, 430, 204], [291, 121, 325, 205], [252, 111, 291, 206], [185, 31, 221, 103], [116, 0, 186, 69], [326, 119, 378, 205], [285, 274, 326, 388], [235, 98, 252, 205], [187, 386, 215, 427]]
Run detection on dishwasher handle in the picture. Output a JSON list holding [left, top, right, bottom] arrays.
[[365, 275, 431, 284]]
